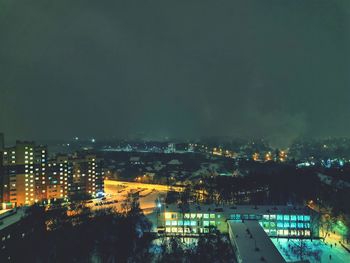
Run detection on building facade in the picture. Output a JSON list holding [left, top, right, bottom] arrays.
[[1, 141, 47, 206], [0, 136, 104, 207], [67, 154, 104, 199], [158, 204, 319, 238]]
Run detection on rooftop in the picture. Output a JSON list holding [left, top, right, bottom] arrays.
[[0, 208, 26, 231], [163, 203, 312, 216], [228, 220, 286, 263]]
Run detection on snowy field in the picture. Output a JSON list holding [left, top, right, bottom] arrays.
[[271, 238, 350, 263]]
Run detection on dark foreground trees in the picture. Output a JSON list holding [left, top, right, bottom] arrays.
[[2, 200, 153, 263], [158, 231, 235, 263]]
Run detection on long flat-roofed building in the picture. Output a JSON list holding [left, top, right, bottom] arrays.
[[158, 204, 319, 238], [158, 203, 315, 263]]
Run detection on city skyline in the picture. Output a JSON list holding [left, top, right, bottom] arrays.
[[1, 1, 350, 262]]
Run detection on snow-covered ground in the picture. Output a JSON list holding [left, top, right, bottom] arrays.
[[271, 238, 350, 263]]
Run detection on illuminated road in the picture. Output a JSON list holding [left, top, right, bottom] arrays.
[[101, 180, 175, 229], [104, 180, 184, 192], [102, 179, 183, 215]]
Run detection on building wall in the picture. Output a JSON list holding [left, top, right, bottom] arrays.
[[158, 207, 318, 238], [159, 211, 227, 235], [68, 155, 104, 198], [231, 213, 313, 237], [1, 142, 47, 205], [1, 140, 105, 206], [47, 155, 70, 200]]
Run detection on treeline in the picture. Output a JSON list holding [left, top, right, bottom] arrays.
[[156, 232, 234, 263], [166, 162, 326, 206]]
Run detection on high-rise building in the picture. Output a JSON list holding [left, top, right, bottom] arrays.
[[46, 155, 70, 200], [47, 153, 104, 201], [68, 154, 104, 199], [1, 138, 104, 206], [1, 141, 47, 206]]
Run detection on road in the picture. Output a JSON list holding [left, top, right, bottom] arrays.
[[104, 180, 184, 192], [101, 180, 178, 230], [103, 180, 168, 212]]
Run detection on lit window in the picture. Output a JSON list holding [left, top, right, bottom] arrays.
[[165, 213, 172, 219]]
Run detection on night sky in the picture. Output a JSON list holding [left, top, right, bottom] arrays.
[[0, 0, 349, 146]]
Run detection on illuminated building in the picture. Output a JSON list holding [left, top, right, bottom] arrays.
[[1, 141, 47, 206], [46, 155, 70, 200], [265, 152, 272, 161], [252, 152, 260, 161], [279, 150, 287, 162], [68, 154, 104, 198], [48, 154, 104, 200], [212, 147, 223, 156], [160, 206, 227, 235], [158, 204, 318, 262], [158, 204, 318, 238], [0, 135, 104, 206]]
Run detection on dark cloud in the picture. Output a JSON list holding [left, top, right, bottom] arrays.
[[1, 0, 349, 146]]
